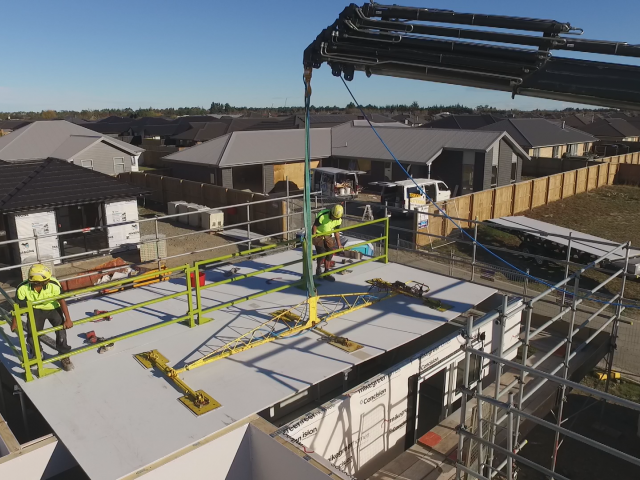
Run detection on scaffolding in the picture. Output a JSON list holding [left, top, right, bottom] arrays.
[[454, 239, 640, 479]]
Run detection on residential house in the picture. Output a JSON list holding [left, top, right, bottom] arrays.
[[477, 118, 597, 158], [164, 121, 527, 197], [0, 119, 31, 136], [329, 121, 529, 196], [0, 159, 148, 266], [420, 114, 504, 130], [574, 118, 640, 142], [0, 121, 144, 175], [163, 129, 332, 193]]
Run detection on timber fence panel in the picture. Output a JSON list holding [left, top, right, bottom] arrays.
[[587, 166, 599, 191], [513, 181, 533, 214], [562, 170, 576, 198], [146, 174, 164, 204], [531, 177, 548, 208], [547, 174, 563, 202], [575, 168, 588, 194], [470, 190, 494, 221], [163, 177, 183, 204], [493, 185, 514, 218]]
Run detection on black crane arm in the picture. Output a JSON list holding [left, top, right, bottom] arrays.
[[303, 2, 640, 110]]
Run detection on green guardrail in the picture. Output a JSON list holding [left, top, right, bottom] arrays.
[[9, 216, 389, 382]]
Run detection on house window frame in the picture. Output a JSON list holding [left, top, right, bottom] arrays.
[[510, 153, 518, 184], [568, 143, 578, 155], [81, 159, 94, 170], [113, 157, 125, 174], [552, 146, 561, 158], [533, 147, 541, 157]]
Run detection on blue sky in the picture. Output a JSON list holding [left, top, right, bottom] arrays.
[[2, 0, 639, 112]]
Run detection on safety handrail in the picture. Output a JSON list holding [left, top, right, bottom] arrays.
[[8, 216, 389, 382]]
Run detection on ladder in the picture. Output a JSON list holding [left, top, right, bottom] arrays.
[[362, 205, 374, 221]]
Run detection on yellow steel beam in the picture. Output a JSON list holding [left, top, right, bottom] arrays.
[[135, 350, 221, 416]]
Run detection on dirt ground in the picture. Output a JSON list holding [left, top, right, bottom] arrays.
[[517, 376, 640, 480]]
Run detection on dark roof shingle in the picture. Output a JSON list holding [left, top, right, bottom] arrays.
[[0, 159, 148, 212]]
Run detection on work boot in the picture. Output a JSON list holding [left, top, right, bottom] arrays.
[[58, 344, 72, 354], [325, 274, 336, 282], [316, 266, 323, 278], [61, 358, 74, 372]]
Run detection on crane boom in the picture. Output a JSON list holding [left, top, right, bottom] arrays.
[[304, 2, 640, 110]]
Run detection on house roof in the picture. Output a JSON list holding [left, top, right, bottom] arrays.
[[0, 119, 31, 131], [332, 122, 529, 164], [477, 118, 597, 148], [420, 114, 504, 130], [164, 128, 332, 167], [575, 118, 640, 138], [0, 159, 148, 212], [0, 121, 143, 161], [49, 135, 142, 160]]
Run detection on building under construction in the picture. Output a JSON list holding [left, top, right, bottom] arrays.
[[2, 2, 640, 479]]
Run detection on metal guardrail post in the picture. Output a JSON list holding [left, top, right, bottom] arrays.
[[487, 295, 508, 471], [194, 263, 204, 325], [604, 241, 630, 396], [514, 305, 532, 448], [13, 304, 34, 382], [507, 392, 514, 480], [471, 217, 478, 282], [186, 266, 196, 328], [560, 233, 572, 309], [551, 274, 580, 473], [384, 216, 389, 263], [26, 303, 45, 379], [246, 202, 251, 250], [456, 315, 475, 480]]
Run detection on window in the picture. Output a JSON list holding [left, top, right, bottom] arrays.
[[533, 148, 541, 157], [437, 182, 448, 191], [552, 146, 560, 158], [511, 152, 518, 183], [491, 165, 498, 187], [81, 159, 94, 170], [569, 144, 578, 155], [113, 157, 125, 174], [584, 143, 591, 154], [455, 354, 481, 390]]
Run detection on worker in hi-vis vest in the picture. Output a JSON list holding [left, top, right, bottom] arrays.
[[311, 204, 344, 281], [11, 264, 74, 371]]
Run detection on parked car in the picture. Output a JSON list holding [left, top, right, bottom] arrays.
[[371, 179, 451, 214]]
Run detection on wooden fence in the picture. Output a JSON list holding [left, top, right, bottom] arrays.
[[118, 172, 286, 236], [415, 162, 621, 246], [599, 151, 640, 165]]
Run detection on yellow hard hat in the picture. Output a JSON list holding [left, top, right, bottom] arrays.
[[331, 204, 344, 219], [28, 264, 52, 283]]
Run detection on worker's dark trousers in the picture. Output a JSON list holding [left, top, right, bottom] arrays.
[[26, 307, 69, 355]]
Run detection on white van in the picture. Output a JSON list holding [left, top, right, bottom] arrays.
[[312, 167, 366, 197], [372, 179, 451, 213]]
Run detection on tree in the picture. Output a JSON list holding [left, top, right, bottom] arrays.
[[41, 110, 57, 119], [410, 101, 420, 109]]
